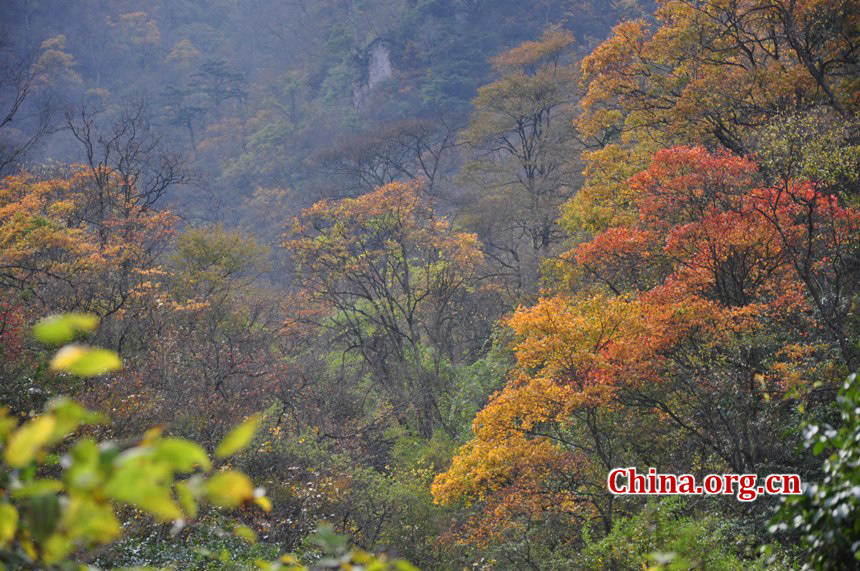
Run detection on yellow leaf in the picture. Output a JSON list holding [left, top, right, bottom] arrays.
[[5, 415, 56, 467], [141, 425, 164, 445], [50, 345, 122, 377], [41, 533, 73, 564], [20, 538, 37, 559], [49, 345, 87, 371], [253, 495, 272, 513], [234, 524, 257, 543], [33, 313, 98, 346], [215, 414, 261, 459], [0, 504, 18, 546], [205, 471, 254, 508]]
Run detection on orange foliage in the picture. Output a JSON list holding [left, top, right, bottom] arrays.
[[490, 26, 574, 73], [434, 144, 860, 546], [0, 168, 177, 316], [578, 0, 860, 150]]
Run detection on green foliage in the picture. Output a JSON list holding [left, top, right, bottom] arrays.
[[102, 521, 418, 571], [770, 370, 860, 570], [283, 523, 419, 571], [173, 224, 270, 300], [3, 1, 858, 568], [0, 313, 423, 569], [578, 498, 790, 571], [50, 345, 123, 377], [754, 110, 860, 197], [235, 416, 461, 569]]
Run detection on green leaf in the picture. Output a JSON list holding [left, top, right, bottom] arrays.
[[813, 439, 826, 456], [61, 495, 121, 544], [33, 314, 99, 346], [138, 491, 183, 522], [48, 397, 106, 437], [205, 471, 254, 508], [155, 438, 211, 472], [109, 481, 182, 522], [24, 493, 60, 541], [5, 415, 56, 467], [65, 439, 103, 491], [11, 479, 64, 498], [105, 462, 182, 522], [50, 346, 122, 377], [215, 414, 261, 459], [176, 480, 198, 518]]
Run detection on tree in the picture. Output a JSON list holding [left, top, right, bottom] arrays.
[[103, 224, 279, 445], [192, 59, 246, 115], [313, 118, 459, 198], [433, 293, 648, 555], [0, 313, 269, 567], [569, 0, 860, 240], [0, 42, 52, 176], [578, 0, 860, 155], [66, 101, 189, 219], [107, 11, 162, 71], [0, 312, 417, 570], [459, 27, 580, 295], [0, 167, 177, 325], [284, 181, 487, 438]]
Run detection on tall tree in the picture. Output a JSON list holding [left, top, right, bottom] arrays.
[[284, 182, 487, 437], [460, 27, 581, 296]]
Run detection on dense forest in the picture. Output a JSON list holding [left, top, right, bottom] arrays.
[[0, 0, 858, 568]]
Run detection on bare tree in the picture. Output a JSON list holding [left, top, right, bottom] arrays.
[[312, 118, 459, 198], [66, 100, 190, 231], [0, 43, 53, 175]]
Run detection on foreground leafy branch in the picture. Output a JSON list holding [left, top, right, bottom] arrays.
[[0, 314, 417, 570], [770, 370, 860, 570], [0, 314, 268, 566]]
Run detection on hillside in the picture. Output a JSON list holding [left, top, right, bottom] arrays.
[[0, 1, 858, 569]]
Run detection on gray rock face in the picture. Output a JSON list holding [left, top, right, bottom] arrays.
[[353, 39, 393, 108], [366, 40, 393, 90]]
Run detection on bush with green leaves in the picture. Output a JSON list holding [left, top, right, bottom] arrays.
[[576, 497, 790, 571], [236, 419, 457, 569], [770, 371, 860, 570]]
